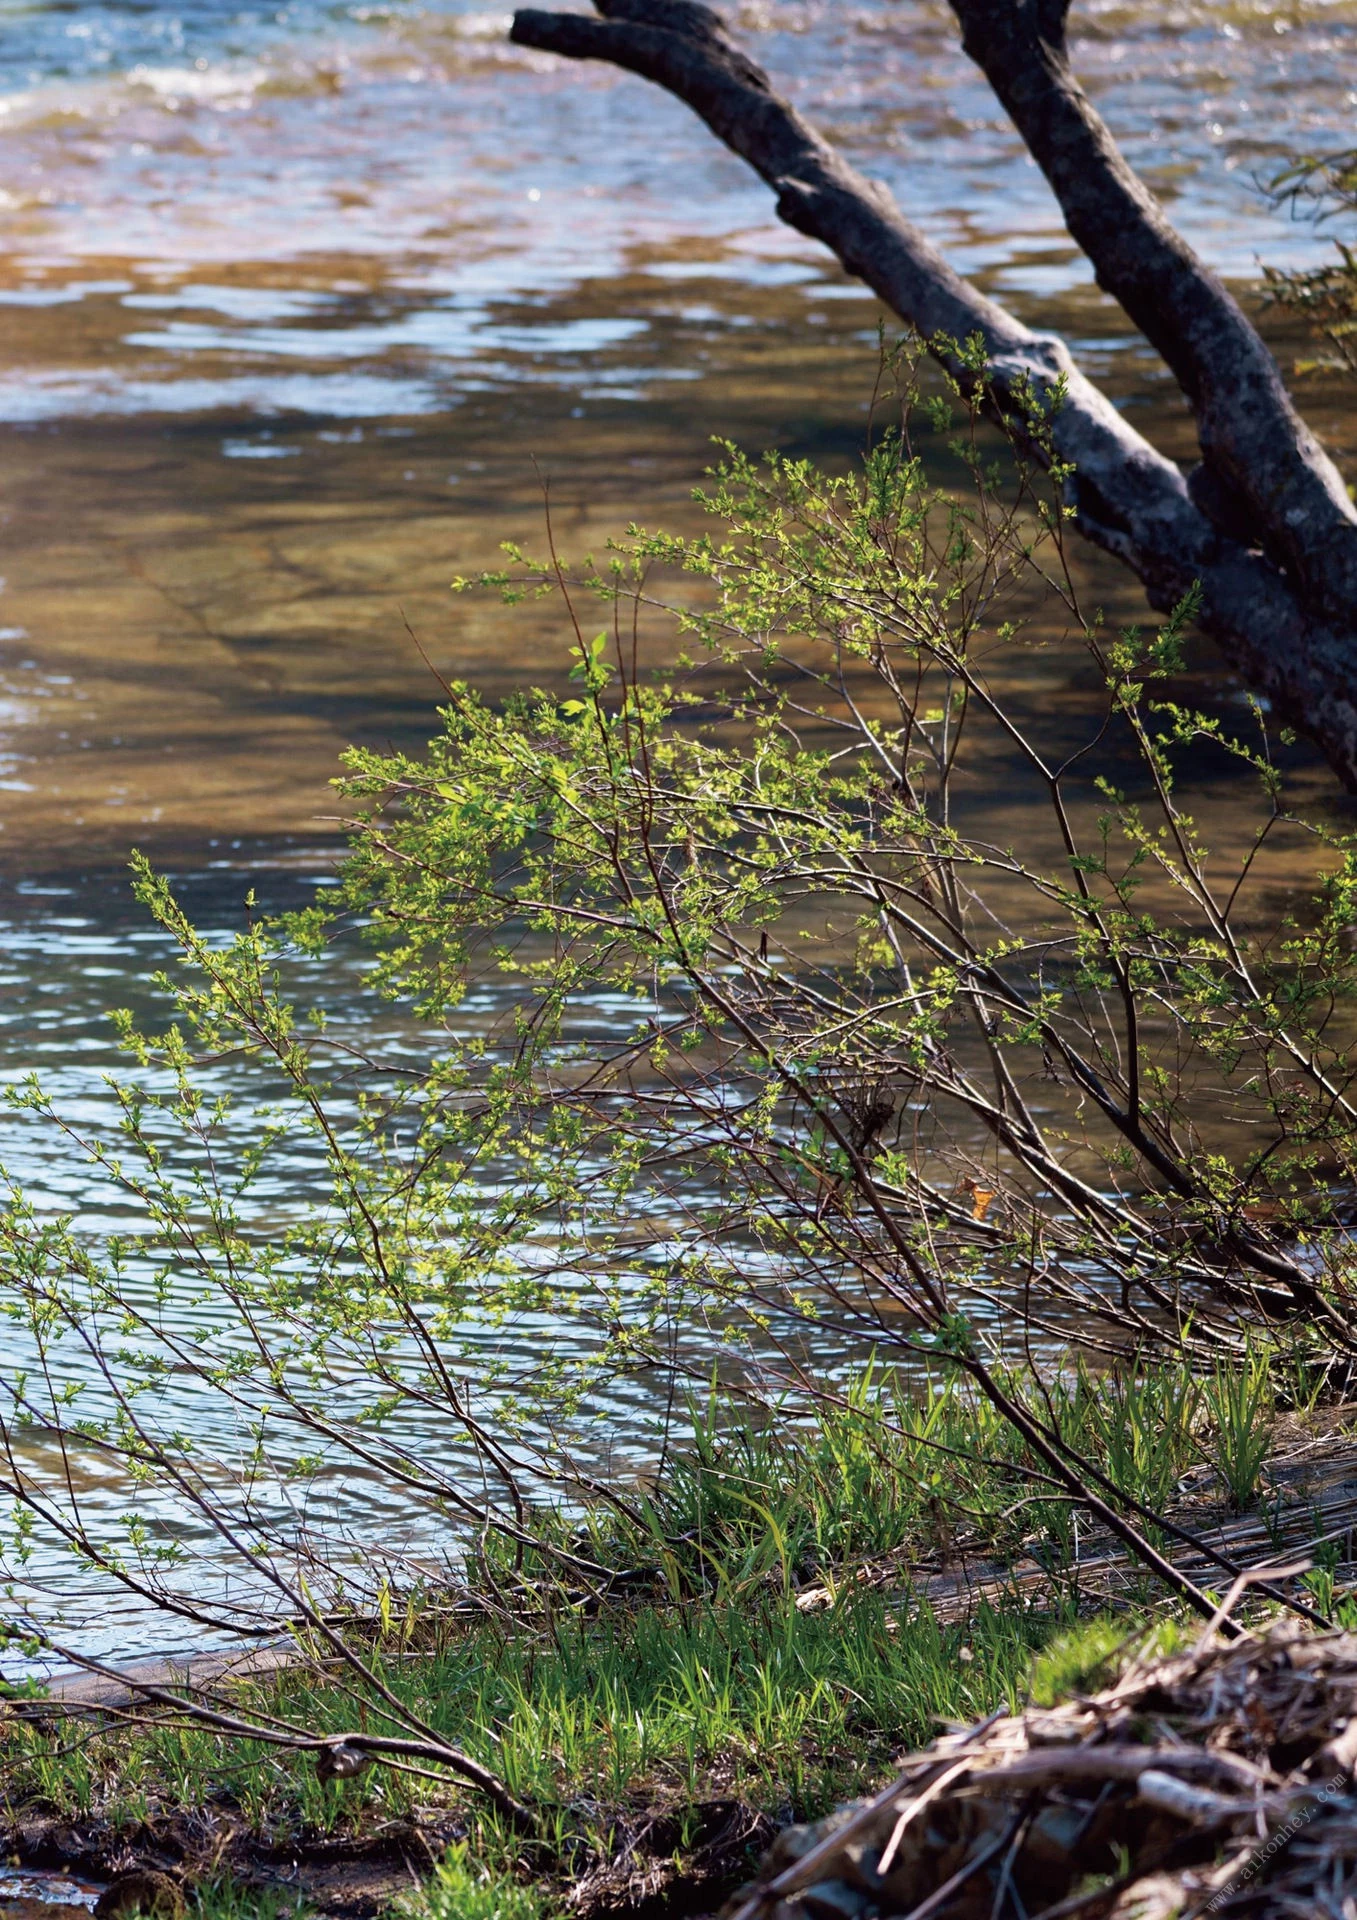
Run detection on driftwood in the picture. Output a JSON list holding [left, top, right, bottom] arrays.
[[728, 1622, 1357, 1920], [509, 2, 1357, 788]]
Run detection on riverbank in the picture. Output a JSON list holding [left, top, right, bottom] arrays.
[[5, 1375, 1356, 1918], [6, 0, 1357, 1676]]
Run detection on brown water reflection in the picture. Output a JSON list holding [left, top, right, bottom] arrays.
[[0, 260, 1347, 876], [0, 3, 1356, 872], [0, 257, 910, 867], [4, 1, 1357, 1669]]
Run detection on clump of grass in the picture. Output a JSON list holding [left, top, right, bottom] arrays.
[[485, 1358, 1230, 1612], [1202, 1343, 1274, 1512], [399, 1845, 547, 1920], [1069, 1363, 1202, 1518], [3, 1360, 1299, 1906], [473, 1350, 1303, 1735], [1028, 1620, 1131, 1708], [191, 1880, 310, 1920], [1028, 1617, 1192, 1709]]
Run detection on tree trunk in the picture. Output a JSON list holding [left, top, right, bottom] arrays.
[[509, 0, 1357, 787]]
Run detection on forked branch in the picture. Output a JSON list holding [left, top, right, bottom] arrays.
[[509, 1, 1357, 786], [948, 0, 1357, 615]]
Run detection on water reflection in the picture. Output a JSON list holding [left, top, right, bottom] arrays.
[[0, 1866, 100, 1917], [0, 863, 687, 1669], [3, 0, 1357, 1664]]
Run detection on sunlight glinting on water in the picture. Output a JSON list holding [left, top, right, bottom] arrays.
[[3, 0, 1357, 1666], [0, 0, 1353, 421]]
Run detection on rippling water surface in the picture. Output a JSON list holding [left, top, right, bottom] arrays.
[[3, 0, 1357, 1666], [2, 0, 1356, 863]]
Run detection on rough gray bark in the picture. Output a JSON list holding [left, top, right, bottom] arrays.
[[509, 0, 1357, 788]]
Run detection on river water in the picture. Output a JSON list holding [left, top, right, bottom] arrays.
[[2, 0, 1356, 866], [3, 0, 1357, 1670]]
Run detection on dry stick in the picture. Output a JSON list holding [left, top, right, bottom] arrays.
[[987, 1811, 1036, 1920], [11, 1630, 537, 1832], [738, 1744, 1272, 1920], [876, 1756, 978, 1875], [897, 1821, 1018, 1920], [725, 1718, 1008, 1920], [960, 1745, 1269, 1795], [1191, 1558, 1316, 1654]]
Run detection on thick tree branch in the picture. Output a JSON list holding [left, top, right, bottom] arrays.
[[509, 2, 1357, 785], [948, 0, 1357, 621]]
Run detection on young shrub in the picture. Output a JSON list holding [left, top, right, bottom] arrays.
[[0, 351, 1342, 1786]]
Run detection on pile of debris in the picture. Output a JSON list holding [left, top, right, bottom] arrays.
[[729, 1623, 1357, 1920]]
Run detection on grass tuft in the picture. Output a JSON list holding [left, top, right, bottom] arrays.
[[6, 1363, 1316, 1913], [397, 1844, 549, 1920]]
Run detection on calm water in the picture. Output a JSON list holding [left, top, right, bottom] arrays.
[[2, 0, 1356, 863], [3, 0, 1357, 1669]]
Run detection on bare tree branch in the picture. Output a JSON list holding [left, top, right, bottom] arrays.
[[508, 1, 1357, 785], [947, 0, 1357, 617]]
